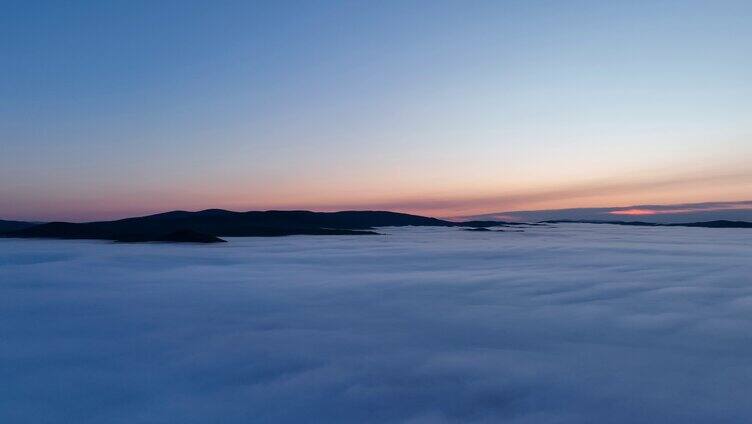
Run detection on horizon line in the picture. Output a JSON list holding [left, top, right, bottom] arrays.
[[3, 198, 752, 224]]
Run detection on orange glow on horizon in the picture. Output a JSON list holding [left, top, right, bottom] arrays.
[[609, 209, 658, 216]]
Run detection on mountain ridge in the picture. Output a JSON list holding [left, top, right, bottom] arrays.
[[543, 219, 752, 228], [0, 209, 510, 243], [0, 220, 39, 233], [3, 210, 750, 244]]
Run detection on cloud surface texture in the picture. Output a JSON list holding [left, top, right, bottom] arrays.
[[2, 225, 752, 423]]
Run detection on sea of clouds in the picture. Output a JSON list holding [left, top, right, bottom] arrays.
[[2, 225, 752, 423]]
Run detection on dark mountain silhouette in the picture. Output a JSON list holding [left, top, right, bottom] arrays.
[[0, 209, 510, 243], [3, 220, 375, 242], [2, 210, 749, 243], [116, 229, 227, 243], [543, 220, 752, 228], [0, 220, 37, 232], [668, 220, 752, 228]]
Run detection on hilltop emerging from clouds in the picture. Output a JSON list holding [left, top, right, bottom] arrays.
[[2, 204, 752, 243]]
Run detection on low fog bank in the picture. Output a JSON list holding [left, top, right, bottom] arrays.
[[2, 225, 752, 423]]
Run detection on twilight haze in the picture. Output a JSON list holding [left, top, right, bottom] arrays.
[[2, 1, 751, 221]]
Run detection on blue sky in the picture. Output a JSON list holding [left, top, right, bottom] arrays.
[[2, 0, 751, 220]]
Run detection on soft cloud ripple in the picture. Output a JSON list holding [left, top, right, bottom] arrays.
[[1, 225, 752, 423]]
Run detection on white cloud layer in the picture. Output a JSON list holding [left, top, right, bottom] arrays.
[[2, 225, 752, 423]]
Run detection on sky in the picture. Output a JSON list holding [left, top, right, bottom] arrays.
[[2, 0, 751, 221]]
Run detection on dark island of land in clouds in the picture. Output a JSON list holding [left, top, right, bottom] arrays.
[[0, 210, 509, 244], [0, 219, 40, 233], [1, 211, 751, 244]]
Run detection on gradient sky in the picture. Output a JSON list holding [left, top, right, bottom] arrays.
[[2, 0, 751, 221]]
